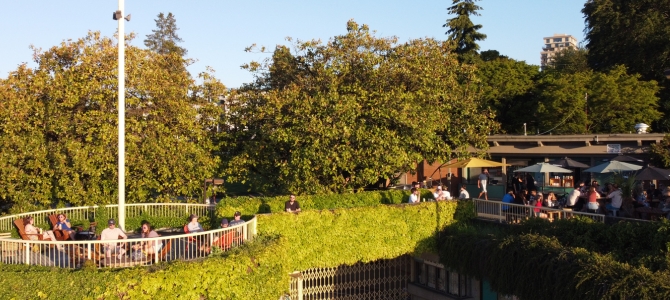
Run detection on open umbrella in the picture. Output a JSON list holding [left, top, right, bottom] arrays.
[[611, 155, 643, 164], [635, 166, 670, 181], [439, 158, 508, 169], [514, 163, 573, 192], [547, 157, 590, 168], [583, 161, 642, 173]]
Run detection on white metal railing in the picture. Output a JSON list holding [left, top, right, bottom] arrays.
[[0, 216, 257, 269], [0, 203, 216, 233], [472, 198, 606, 223]]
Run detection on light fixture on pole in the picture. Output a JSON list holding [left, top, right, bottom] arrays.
[[114, 1, 130, 232]]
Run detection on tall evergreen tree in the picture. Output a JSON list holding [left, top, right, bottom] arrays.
[[144, 12, 187, 57], [444, 0, 487, 57]]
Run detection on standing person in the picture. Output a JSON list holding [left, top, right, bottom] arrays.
[[606, 184, 623, 213], [567, 186, 581, 208], [409, 188, 421, 203], [458, 185, 470, 200], [525, 173, 536, 192], [101, 219, 127, 260], [512, 174, 523, 194], [477, 169, 489, 200], [586, 186, 601, 213], [285, 194, 302, 212]]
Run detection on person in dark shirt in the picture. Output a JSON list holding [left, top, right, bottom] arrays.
[[285, 194, 301, 212]]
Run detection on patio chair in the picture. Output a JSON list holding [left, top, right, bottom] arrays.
[[13, 218, 51, 241]]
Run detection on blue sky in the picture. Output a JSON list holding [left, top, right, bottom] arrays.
[[1, 0, 588, 88]]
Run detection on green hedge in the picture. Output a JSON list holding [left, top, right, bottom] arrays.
[[0, 201, 474, 299], [215, 189, 437, 218], [0, 235, 291, 300], [438, 218, 670, 300]]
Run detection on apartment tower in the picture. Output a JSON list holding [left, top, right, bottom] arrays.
[[540, 34, 578, 68]]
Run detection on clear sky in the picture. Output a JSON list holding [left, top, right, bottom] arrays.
[[1, 0, 588, 88]]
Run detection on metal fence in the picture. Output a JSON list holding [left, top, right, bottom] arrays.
[[472, 198, 606, 223], [0, 203, 256, 269], [0, 203, 216, 233]]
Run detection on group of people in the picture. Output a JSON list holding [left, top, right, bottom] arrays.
[[408, 181, 472, 204], [565, 180, 623, 214], [501, 188, 560, 218]]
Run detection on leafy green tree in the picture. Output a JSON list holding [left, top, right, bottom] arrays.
[[144, 12, 187, 57], [221, 21, 498, 194], [476, 56, 540, 133], [546, 47, 590, 75], [582, 0, 670, 129], [535, 66, 661, 134], [650, 135, 670, 168], [0, 32, 222, 212], [444, 0, 487, 60]]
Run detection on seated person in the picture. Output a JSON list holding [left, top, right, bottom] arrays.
[[55, 214, 77, 240], [101, 218, 128, 259], [545, 192, 558, 208], [635, 191, 650, 208], [212, 218, 238, 250], [409, 188, 420, 203], [24, 216, 57, 241], [186, 214, 204, 233], [229, 211, 245, 227], [131, 221, 160, 259], [433, 186, 451, 201], [285, 194, 302, 212], [458, 185, 470, 200]]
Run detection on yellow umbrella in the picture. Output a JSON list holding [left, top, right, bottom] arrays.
[[440, 157, 508, 169]]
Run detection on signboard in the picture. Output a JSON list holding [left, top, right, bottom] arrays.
[[606, 144, 621, 154]]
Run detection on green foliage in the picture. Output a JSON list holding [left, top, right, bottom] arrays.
[[582, 0, 670, 130], [144, 12, 187, 57], [0, 235, 291, 299], [650, 134, 670, 168], [443, 0, 487, 59], [475, 57, 540, 133], [439, 218, 670, 299], [216, 189, 411, 217], [223, 20, 497, 195], [0, 32, 223, 211], [545, 47, 590, 75], [535, 66, 661, 134]]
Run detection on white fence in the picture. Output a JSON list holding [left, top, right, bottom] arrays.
[[472, 198, 606, 223], [0, 216, 256, 269], [0, 203, 216, 233]]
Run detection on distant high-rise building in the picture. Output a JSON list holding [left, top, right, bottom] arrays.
[[540, 34, 578, 68]]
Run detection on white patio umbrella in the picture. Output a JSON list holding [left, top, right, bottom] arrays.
[[583, 161, 643, 173], [514, 163, 572, 193]]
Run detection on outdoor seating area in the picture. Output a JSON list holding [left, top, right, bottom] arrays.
[[0, 203, 256, 269]]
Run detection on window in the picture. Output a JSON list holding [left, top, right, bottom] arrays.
[[553, 38, 562, 42], [545, 39, 550, 43], [414, 259, 471, 297], [545, 44, 551, 49]]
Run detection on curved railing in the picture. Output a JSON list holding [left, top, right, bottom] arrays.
[[0, 204, 257, 269]]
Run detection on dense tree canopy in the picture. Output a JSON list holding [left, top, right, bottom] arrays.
[[219, 21, 498, 194], [535, 66, 661, 134], [0, 32, 222, 212], [582, 0, 670, 129]]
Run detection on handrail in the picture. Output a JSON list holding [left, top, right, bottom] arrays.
[[0, 216, 257, 269], [471, 198, 606, 223], [0, 203, 217, 233]]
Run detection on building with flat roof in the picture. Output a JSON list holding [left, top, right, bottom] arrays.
[[540, 34, 578, 68]]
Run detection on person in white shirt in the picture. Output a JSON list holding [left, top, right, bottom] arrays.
[[433, 186, 451, 201], [459, 185, 470, 200], [567, 187, 581, 207], [409, 188, 420, 203], [100, 219, 127, 259], [477, 169, 489, 200], [606, 184, 623, 210]]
